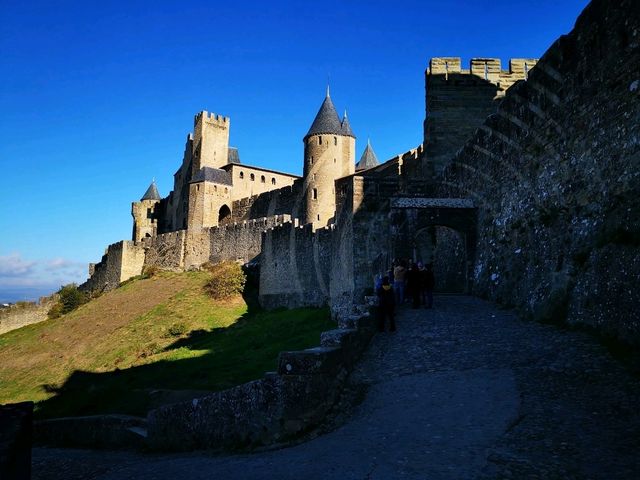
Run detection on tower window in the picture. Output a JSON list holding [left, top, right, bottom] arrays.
[[261, 175, 265, 183], [334, 158, 336, 163], [317, 214, 320, 221], [312, 188, 318, 200], [318, 136, 322, 145], [313, 173, 316, 180], [250, 173, 255, 181], [334, 137, 337, 145], [310, 156, 314, 165], [271, 178, 276, 185], [239, 171, 244, 179]]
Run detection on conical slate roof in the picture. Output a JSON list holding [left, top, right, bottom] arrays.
[[341, 110, 355, 138], [305, 93, 344, 139], [141, 180, 161, 201], [355, 140, 380, 171]]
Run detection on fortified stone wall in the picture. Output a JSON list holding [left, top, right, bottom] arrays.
[[0, 297, 57, 335], [142, 230, 186, 271], [425, 57, 536, 177], [232, 181, 304, 222], [209, 215, 291, 264], [436, 0, 640, 345], [81, 241, 145, 293], [259, 221, 334, 309]]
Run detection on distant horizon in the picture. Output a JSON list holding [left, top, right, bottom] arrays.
[[0, 0, 590, 301]]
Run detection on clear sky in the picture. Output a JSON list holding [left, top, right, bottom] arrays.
[[0, 0, 588, 301]]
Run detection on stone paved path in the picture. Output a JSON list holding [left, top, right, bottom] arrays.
[[33, 296, 640, 479]]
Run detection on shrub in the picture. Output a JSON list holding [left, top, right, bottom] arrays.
[[168, 322, 188, 337], [203, 261, 246, 300], [142, 265, 160, 279], [48, 284, 89, 319]]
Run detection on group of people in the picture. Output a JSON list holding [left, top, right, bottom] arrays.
[[375, 259, 435, 332]]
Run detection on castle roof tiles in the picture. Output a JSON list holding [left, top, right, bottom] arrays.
[[228, 147, 241, 164], [356, 140, 380, 171], [305, 92, 356, 140], [141, 181, 161, 201], [190, 167, 233, 185]]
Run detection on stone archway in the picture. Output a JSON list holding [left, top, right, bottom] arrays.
[[414, 225, 467, 293], [389, 197, 477, 294], [218, 205, 232, 225]]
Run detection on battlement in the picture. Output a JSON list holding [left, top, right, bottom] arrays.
[[428, 57, 538, 80], [194, 110, 229, 127]]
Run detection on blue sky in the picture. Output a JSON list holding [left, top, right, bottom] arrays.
[[0, 0, 588, 301]]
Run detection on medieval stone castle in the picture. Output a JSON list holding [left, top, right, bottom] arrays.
[[82, 24, 640, 348], [82, 57, 538, 312]]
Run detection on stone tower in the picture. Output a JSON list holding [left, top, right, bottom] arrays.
[[303, 88, 356, 226], [131, 180, 161, 242], [192, 111, 230, 174]]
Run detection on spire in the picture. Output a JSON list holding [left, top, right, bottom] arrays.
[[340, 109, 355, 138], [305, 92, 343, 139], [141, 180, 161, 201], [355, 140, 380, 171], [326, 83, 330, 98]]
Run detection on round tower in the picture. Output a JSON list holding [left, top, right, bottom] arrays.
[[303, 88, 356, 226], [132, 180, 161, 242]]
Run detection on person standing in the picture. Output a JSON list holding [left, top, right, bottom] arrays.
[[393, 261, 407, 305], [376, 276, 396, 332]]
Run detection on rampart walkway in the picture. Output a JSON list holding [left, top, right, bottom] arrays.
[[33, 296, 640, 479]]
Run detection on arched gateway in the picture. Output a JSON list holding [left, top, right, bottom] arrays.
[[389, 197, 476, 294]]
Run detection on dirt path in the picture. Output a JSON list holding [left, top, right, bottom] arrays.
[[32, 296, 640, 479]]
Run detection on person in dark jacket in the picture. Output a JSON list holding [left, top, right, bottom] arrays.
[[376, 276, 396, 332]]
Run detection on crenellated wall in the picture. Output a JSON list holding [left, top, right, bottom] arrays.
[[434, 0, 640, 345], [81, 241, 145, 293]]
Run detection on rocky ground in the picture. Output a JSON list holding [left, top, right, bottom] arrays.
[[33, 296, 640, 479]]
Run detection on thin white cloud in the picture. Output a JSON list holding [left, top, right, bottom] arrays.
[[0, 253, 36, 277], [0, 253, 87, 300]]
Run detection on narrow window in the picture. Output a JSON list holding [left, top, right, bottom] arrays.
[[271, 178, 276, 185], [333, 158, 336, 163], [310, 156, 314, 165], [250, 173, 255, 181], [239, 171, 244, 179], [318, 136, 322, 145], [317, 214, 320, 220], [313, 173, 316, 180], [261, 175, 265, 183], [334, 136, 337, 145], [224, 187, 228, 193], [312, 188, 318, 200]]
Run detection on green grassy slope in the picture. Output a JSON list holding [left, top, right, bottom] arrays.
[[0, 271, 333, 418]]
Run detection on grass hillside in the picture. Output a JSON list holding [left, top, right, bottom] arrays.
[[0, 270, 333, 418]]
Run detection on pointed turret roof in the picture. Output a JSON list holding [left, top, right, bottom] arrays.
[[305, 90, 343, 140], [141, 180, 161, 201], [340, 109, 355, 138], [355, 140, 380, 171]]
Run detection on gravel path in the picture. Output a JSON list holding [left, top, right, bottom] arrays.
[[33, 296, 640, 479]]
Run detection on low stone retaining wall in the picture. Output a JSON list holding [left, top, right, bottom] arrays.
[[34, 414, 147, 450], [146, 308, 376, 451], [0, 402, 33, 480]]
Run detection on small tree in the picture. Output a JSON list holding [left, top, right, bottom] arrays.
[[203, 261, 246, 300], [48, 284, 89, 319]]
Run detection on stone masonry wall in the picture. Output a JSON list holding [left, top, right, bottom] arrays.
[[436, 0, 640, 345], [0, 297, 56, 335], [259, 221, 334, 309], [232, 180, 304, 222], [209, 215, 291, 264], [81, 241, 145, 293], [142, 230, 186, 271]]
